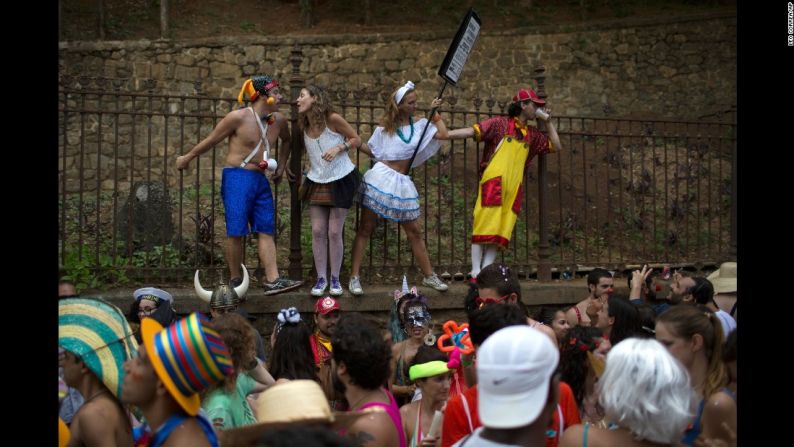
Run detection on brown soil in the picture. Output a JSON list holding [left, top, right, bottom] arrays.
[[60, 0, 735, 41]]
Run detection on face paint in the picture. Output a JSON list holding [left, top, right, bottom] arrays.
[[406, 306, 430, 328]]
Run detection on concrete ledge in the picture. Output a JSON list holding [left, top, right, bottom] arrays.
[[96, 279, 598, 336]]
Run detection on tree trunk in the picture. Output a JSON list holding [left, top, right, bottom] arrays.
[[160, 0, 169, 39], [97, 0, 105, 39], [364, 0, 372, 25], [300, 0, 314, 28]]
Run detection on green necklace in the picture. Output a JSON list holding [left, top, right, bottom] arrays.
[[396, 116, 414, 144]]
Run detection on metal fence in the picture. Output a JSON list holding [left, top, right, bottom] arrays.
[[58, 58, 735, 289]]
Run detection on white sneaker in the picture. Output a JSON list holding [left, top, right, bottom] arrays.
[[310, 278, 327, 297], [423, 273, 448, 292], [329, 277, 343, 296], [348, 276, 364, 296]]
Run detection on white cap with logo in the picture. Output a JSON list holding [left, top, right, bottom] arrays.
[[476, 325, 559, 429]]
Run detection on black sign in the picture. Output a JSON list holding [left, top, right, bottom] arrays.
[[437, 8, 482, 86]]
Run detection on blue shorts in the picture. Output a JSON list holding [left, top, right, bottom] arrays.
[[221, 167, 275, 236]]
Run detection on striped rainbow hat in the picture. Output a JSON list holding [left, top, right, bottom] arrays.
[[142, 312, 233, 415], [59, 297, 139, 399]]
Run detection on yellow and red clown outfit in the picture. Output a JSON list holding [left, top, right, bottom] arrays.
[[470, 91, 553, 248]]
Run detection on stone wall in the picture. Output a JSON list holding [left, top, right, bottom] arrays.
[[59, 11, 736, 120]]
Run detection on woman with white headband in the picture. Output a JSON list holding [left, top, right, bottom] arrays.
[[348, 81, 449, 296]]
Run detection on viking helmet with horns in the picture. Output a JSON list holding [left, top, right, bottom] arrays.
[[194, 265, 249, 308]]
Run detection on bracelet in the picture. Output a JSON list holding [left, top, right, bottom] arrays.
[[342, 141, 350, 151]]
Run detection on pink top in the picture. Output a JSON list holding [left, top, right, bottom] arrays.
[[341, 388, 406, 447]]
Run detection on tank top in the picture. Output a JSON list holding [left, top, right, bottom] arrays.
[[681, 388, 737, 446], [354, 388, 407, 447], [304, 127, 355, 183]]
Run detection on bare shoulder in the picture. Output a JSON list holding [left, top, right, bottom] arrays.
[[73, 399, 127, 445], [162, 418, 212, 447], [271, 111, 288, 125], [75, 398, 119, 425], [704, 391, 737, 419], [347, 412, 398, 447], [534, 319, 558, 343], [561, 425, 631, 447], [328, 112, 351, 129], [391, 341, 404, 355], [399, 400, 417, 419], [559, 423, 585, 447], [224, 108, 247, 123], [328, 112, 345, 124]]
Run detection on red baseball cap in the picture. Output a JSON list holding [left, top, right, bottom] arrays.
[[512, 87, 545, 105], [314, 296, 340, 315]]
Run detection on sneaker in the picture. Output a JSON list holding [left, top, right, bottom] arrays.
[[329, 276, 343, 296], [262, 277, 304, 296], [348, 276, 364, 296], [311, 277, 328, 297], [230, 277, 243, 288], [423, 273, 449, 292]]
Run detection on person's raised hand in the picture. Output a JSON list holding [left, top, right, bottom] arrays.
[[176, 154, 191, 171]]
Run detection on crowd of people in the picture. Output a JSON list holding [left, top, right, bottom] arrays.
[[58, 259, 738, 446], [59, 74, 738, 446]]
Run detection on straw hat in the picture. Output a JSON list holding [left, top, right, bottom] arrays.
[[58, 297, 138, 399], [707, 262, 737, 294], [220, 380, 383, 446], [141, 312, 234, 416]]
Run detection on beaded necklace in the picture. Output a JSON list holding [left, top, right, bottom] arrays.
[[396, 116, 414, 144]]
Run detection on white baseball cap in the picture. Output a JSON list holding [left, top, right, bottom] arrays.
[[476, 325, 559, 429]]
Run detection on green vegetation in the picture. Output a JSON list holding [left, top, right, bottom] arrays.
[[60, 0, 735, 41]]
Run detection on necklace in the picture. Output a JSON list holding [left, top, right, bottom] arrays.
[[83, 388, 109, 405], [396, 116, 414, 144], [258, 112, 274, 125]]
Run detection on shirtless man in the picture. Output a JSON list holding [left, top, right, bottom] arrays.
[[61, 349, 132, 446], [176, 74, 302, 295], [565, 268, 614, 328], [122, 313, 234, 447], [59, 297, 138, 447]]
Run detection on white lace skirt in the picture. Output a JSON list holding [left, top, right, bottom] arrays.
[[360, 162, 420, 222]]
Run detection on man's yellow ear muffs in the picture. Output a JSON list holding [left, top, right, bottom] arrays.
[[267, 97, 276, 105]]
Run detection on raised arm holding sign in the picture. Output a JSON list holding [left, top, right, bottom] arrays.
[[346, 9, 484, 297], [346, 84, 450, 297], [406, 8, 482, 171]]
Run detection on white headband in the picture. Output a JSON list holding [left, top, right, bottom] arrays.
[[394, 81, 415, 105]]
